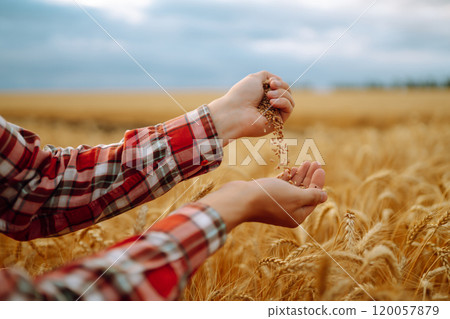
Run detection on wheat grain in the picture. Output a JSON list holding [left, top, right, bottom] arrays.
[[281, 254, 321, 273], [258, 257, 287, 268], [425, 266, 447, 280], [427, 243, 450, 280], [436, 211, 450, 228], [406, 214, 434, 246], [258, 80, 287, 169], [285, 243, 318, 261]]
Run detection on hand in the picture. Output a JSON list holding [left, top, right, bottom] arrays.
[[208, 71, 294, 145], [198, 162, 326, 231]]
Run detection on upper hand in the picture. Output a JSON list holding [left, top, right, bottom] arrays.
[[208, 71, 294, 145]]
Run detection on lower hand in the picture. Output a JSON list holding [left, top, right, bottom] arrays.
[[198, 162, 327, 231]]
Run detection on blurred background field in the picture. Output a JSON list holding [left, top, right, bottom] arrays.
[[0, 89, 449, 300], [2, 88, 450, 131]]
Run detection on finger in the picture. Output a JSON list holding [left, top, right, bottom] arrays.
[[289, 167, 298, 178], [277, 168, 292, 181], [255, 71, 283, 83], [303, 161, 321, 187], [268, 74, 282, 82], [267, 89, 295, 108], [270, 78, 291, 93], [309, 168, 326, 189], [298, 188, 328, 207], [291, 161, 311, 186], [270, 98, 294, 122], [252, 70, 274, 82]]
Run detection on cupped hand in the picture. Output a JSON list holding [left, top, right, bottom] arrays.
[[198, 162, 326, 231], [253, 161, 326, 227]]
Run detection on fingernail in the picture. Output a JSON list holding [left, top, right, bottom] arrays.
[[320, 191, 328, 202], [272, 80, 281, 87], [268, 90, 277, 97], [270, 99, 278, 105]]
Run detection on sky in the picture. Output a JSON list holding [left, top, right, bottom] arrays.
[[0, 0, 449, 90]]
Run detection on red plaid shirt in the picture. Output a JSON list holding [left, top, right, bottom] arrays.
[[0, 105, 227, 300]]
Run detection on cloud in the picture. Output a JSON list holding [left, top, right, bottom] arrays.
[[0, 0, 449, 90], [40, 0, 154, 24]]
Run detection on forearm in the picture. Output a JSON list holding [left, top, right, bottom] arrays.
[[0, 106, 223, 240], [0, 203, 227, 301]]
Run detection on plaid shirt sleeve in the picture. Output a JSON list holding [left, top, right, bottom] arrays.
[[0, 105, 223, 241], [0, 202, 228, 300]]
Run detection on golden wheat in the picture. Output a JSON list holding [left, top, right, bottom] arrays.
[[0, 90, 449, 300], [344, 211, 356, 250]]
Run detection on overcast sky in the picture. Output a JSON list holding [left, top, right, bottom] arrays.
[[1, 0, 449, 90]]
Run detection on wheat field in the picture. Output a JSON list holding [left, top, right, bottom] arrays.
[[0, 89, 449, 301]]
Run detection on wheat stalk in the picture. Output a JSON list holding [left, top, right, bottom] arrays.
[[14, 242, 22, 261], [344, 210, 356, 250], [313, 203, 336, 235], [355, 222, 383, 254], [331, 251, 365, 265], [28, 241, 45, 259], [228, 293, 254, 301], [270, 238, 300, 251], [427, 243, 450, 280], [190, 181, 215, 202], [133, 204, 149, 235], [316, 256, 329, 300], [360, 244, 400, 281]]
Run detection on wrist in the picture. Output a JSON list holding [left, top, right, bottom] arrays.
[[207, 97, 242, 146], [197, 181, 255, 231]]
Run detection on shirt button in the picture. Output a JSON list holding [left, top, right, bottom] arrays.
[[200, 159, 209, 166]]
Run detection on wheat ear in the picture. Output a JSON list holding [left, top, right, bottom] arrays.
[[344, 210, 356, 250]]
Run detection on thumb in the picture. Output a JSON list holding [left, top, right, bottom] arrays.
[[253, 70, 274, 82], [300, 188, 328, 206]]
